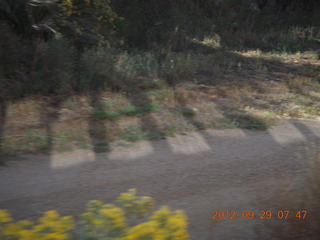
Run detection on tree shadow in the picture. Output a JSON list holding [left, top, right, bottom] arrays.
[[87, 91, 111, 156], [38, 97, 62, 154], [0, 99, 7, 163], [123, 88, 173, 153]]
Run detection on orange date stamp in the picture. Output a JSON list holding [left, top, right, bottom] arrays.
[[211, 210, 308, 220]]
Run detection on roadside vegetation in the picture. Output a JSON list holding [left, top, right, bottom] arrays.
[[0, 0, 319, 157], [0, 189, 189, 240]]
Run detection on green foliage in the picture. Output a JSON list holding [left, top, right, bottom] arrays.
[[53, 0, 120, 47], [34, 39, 75, 95], [161, 53, 199, 81], [121, 127, 147, 142], [116, 189, 154, 218], [0, 189, 190, 240], [174, 107, 197, 118], [119, 105, 141, 116], [113, 0, 210, 50], [80, 201, 127, 239], [313, 76, 320, 84], [4, 130, 50, 153], [232, 113, 278, 130], [92, 110, 120, 121], [0, 33, 75, 99], [0, 0, 119, 48], [138, 102, 160, 114], [79, 47, 117, 92], [0, 0, 33, 37], [0, 209, 74, 240], [117, 52, 158, 79], [119, 103, 160, 116], [111, 0, 320, 52]]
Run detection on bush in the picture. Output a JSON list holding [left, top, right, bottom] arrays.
[[160, 53, 200, 81], [138, 102, 160, 113], [232, 113, 278, 130], [121, 127, 147, 142], [119, 105, 141, 116], [0, 189, 189, 240], [79, 47, 117, 92], [119, 103, 160, 116], [174, 107, 197, 118], [33, 39, 75, 95], [92, 110, 121, 121]]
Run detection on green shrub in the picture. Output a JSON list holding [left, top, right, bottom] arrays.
[[161, 53, 200, 81], [138, 102, 160, 113], [92, 110, 120, 121], [121, 127, 147, 142], [0, 189, 190, 240], [3, 130, 50, 153], [119, 105, 141, 116], [174, 107, 197, 118], [28, 39, 76, 95], [119, 103, 160, 116], [79, 47, 117, 92], [117, 52, 158, 79], [232, 113, 278, 130]]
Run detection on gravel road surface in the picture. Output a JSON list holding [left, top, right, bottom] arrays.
[[1, 119, 320, 239]]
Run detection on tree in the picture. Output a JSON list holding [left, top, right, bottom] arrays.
[[51, 0, 119, 47], [0, 0, 119, 47]]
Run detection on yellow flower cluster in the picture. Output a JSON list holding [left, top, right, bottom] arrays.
[[0, 189, 190, 240], [127, 206, 189, 240], [81, 201, 127, 239], [116, 188, 154, 218], [0, 210, 74, 240]]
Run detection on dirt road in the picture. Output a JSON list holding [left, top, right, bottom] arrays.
[[1, 119, 320, 239]]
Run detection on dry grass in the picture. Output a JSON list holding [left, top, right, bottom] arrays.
[[2, 49, 320, 155]]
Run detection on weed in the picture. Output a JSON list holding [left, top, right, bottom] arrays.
[[17, 130, 51, 152], [116, 52, 158, 80], [119, 105, 141, 116], [313, 76, 320, 84], [78, 144, 90, 149], [63, 97, 78, 110], [174, 107, 197, 118], [92, 110, 120, 121], [278, 96, 320, 118], [119, 103, 160, 116], [53, 132, 76, 152], [162, 125, 179, 137], [212, 118, 237, 129], [193, 121, 207, 130], [138, 102, 160, 113], [261, 111, 277, 118], [121, 126, 147, 142], [160, 53, 200, 81], [146, 88, 175, 103], [231, 113, 278, 130], [185, 124, 197, 131]]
